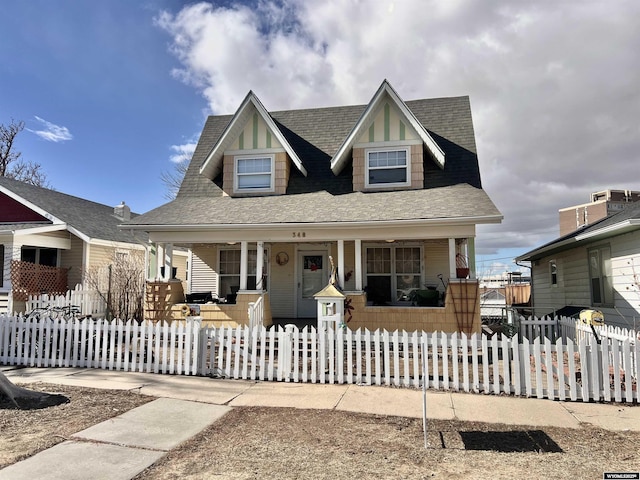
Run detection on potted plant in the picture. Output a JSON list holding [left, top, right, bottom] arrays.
[[456, 253, 469, 279]]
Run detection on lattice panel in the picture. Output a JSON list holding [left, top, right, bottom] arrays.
[[10, 260, 69, 301]]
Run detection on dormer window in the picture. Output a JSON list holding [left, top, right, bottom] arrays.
[[234, 155, 275, 193], [365, 147, 411, 188]]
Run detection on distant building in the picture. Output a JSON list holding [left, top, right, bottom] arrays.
[[559, 189, 640, 236]]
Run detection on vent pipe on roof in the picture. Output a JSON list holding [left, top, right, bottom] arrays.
[[114, 201, 130, 221]]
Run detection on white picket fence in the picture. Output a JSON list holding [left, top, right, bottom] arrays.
[[197, 324, 639, 403], [519, 316, 639, 345], [26, 285, 107, 318], [1, 314, 638, 403], [0, 315, 200, 375]]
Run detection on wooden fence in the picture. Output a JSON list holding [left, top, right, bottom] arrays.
[[1, 315, 638, 403]]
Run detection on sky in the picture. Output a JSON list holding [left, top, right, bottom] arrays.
[[2, 0, 639, 279]]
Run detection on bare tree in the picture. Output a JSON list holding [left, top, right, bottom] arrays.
[[160, 160, 188, 200], [84, 250, 146, 321], [1, 119, 50, 187]]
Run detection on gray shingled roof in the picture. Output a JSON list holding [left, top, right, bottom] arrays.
[[129, 95, 500, 228], [517, 200, 640, 261], [0, 176, 145, 244]]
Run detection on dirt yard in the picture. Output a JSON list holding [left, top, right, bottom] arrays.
[[2, 383, 640, 479]]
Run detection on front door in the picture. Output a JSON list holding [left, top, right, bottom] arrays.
[[297, 251, 328, 318]]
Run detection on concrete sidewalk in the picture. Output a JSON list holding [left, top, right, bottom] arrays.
[[2, 366, 640, 479]]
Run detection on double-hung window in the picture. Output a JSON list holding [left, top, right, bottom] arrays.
[[365, 246, 422, 305], [234, 156, 274, 193], [588, 245, 613, 306], [218, 248, 268, 299], [365, 148, 410, 188]]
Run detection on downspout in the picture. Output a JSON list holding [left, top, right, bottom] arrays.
[[515, 260, 533, 318]]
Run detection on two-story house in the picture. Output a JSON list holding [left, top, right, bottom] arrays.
[[126, 80, 502, 333]]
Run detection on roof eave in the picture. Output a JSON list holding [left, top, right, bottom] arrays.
[[516, 219, 640, 262]]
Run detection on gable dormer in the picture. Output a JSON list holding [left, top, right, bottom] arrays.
[[331, 80, 445, 193], [199, 92, 307, 197]]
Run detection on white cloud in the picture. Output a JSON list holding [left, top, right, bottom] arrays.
[[157, 0, 640, 256], [30, 116, 73, 142], [169, 142, 197, 164]]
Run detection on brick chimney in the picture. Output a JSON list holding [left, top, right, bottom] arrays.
[[114, 201, 131, 221]]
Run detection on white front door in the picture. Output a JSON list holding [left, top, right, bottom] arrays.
[[297, 251, 328, 318]]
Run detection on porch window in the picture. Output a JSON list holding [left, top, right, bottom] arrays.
[[218, 248, 268, 300], [588, 245, 613, 306], [21, 247, 58, 267], [365, 148, 410, 188], [365, 246, 422, 305], [234, 156, 274, 193]]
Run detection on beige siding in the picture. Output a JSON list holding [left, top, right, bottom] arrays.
[[356, 102, 419, 143], [424, 239, 449, 292], [229, 113, 283, 150], [608, 229, 640, 326], [191, 246, 218, 295], [60, 235, 85, 288], [88, 244, 115, 268], [532, 246, 594, 317]]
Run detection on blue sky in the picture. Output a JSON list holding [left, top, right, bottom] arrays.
[[2, 0, 639, 279]]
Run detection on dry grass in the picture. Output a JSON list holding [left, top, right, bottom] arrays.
[[2, 384, 640, 479], [134, 406, 640, 480]]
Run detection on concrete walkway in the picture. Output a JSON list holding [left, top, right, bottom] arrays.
[[1, 366, 639, 479]]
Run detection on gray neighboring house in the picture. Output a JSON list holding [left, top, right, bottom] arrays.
[[126, 80, 502, 333], [0, 177, 184, 313], [516, 200, 640, 330]]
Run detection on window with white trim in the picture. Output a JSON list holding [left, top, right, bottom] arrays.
[[365, 148, 410, 188], [218, 248, 268, 301], [549, 260, 558, 286], [234, 156, 274, 192], [588, 245, 613, 306], [365, 245, 422, 305]]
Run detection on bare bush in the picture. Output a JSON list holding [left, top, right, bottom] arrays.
[[84, 250, 145, 321]]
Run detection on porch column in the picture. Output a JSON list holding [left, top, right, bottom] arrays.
[[256, 241, 264, 290], [2, 242, 21, 291], [467, 237, 476, 279], [164, 243, 174, 280], [239, 241, 248, 291], [156, 243, 164, 280], [337, 240, 345, 289], [448, 238, 456, 279], [354, 239, 363, 291]]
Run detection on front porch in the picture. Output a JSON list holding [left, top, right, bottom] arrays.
[[145, 230, 481, 333], [158, 279, 480, 334]]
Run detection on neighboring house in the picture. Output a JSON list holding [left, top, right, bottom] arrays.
[[559, 189, 640, 236], [0, 177, 187, 314], [126, 80, 502, 333], [516, 200, 640, 330]]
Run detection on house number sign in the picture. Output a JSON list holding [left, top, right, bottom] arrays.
[[292, 232, 306, 238]]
